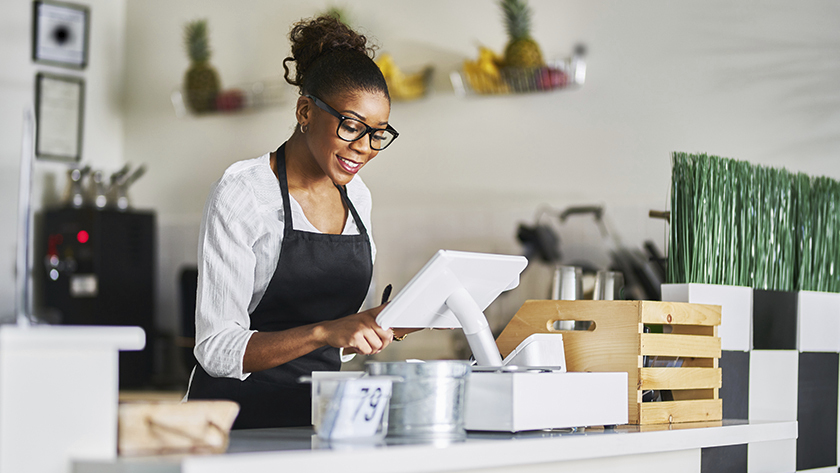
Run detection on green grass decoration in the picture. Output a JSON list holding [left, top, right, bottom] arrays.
[[669, 152, 840, 293], [807, 177, 840, 292], [793, 173, 812, 291]]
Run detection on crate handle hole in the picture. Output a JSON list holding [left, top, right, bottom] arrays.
[[550, 320, 596, 331]]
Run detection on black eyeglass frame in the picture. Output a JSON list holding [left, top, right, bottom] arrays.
[[304, 94, 399, 150]]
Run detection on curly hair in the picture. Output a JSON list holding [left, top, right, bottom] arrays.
[[283, 16, 389, 101]]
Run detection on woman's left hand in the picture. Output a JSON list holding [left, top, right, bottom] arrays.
[[391, 327, 424, 340], [319, 304, 393, 355]]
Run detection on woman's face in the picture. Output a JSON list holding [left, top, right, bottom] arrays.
[[303, 90, 391, 186]]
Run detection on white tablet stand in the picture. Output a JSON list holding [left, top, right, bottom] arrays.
[[376, 250, 528, 367]]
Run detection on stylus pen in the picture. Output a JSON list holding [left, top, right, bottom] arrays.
[[381, 284, 392, 305]]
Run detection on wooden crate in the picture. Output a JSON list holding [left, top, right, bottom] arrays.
[[496, 300, 722, 425]]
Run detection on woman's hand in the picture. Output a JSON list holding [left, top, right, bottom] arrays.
[[318, 304, 393, 355], [243, 305, 391, 373], [392, 327, 424, 340]]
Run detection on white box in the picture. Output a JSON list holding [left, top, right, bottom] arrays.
[[798, 290, 840, 352], [748, 350, 799, 422], [0, 325, 145, 473], [747, 438, 796, 473], [464, 371, 628, 432], [662, 283, 753, 352]]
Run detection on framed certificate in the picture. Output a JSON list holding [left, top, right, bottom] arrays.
[[32, 1, 90, 69], [35, 73, 85, 162]]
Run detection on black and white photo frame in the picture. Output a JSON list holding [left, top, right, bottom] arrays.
[[35, 72, 85, 162], [32, 1, 90, 69]]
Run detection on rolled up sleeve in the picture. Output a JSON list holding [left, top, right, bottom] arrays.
[[194, 177, 260, 380]]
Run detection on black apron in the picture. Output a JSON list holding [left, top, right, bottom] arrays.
[[189, 143, 373, 429]]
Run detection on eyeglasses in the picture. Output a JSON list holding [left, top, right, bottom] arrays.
[[305, 94, 399, 151]]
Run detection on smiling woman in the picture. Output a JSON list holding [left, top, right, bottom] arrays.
[[185, 15, 408, 430]]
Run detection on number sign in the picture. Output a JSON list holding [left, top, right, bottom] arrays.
[[317, 378, 392, 440]]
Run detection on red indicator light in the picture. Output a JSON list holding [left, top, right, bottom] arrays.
[[77, 230, 89, 244], [47, 234, 63, 255]]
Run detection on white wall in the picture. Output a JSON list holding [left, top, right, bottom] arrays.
[[0, 0, 127, 322], [121, 0, 840, 365]]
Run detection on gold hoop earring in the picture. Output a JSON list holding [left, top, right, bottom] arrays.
[[299, 123, 308, 134]]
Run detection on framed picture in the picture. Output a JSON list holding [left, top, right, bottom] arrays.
[[32, 1, 90, 69], [35, 73, 85, 162]]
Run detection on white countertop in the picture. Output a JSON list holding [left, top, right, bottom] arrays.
[[0, 324, 145, 350], [74, 420, 796, 473]]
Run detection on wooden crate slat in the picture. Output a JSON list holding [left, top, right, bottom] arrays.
[[638, 419, 723, 432], [669, 325, 716, 336], [641, 333, 721, 358], [640, 301, 721, 326], [639, 399, 722, 424], [670, 388, 718, 401], [640, 367, 722, 390]]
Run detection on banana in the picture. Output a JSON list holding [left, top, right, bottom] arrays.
[[463, 47, 509, 94], [477, 46, 504, 78], [376, 54, 431, 101]]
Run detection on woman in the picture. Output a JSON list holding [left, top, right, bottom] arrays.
[[187, 16, 407, 429]]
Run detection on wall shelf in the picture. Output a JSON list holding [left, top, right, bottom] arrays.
[[170, 80, 286, 118], [451, 47, 586, 97]]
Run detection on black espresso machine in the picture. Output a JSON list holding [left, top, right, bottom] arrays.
[[43, 207, 156, 388]]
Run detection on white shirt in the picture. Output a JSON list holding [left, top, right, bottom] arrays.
[[193, 152, 376, 381]]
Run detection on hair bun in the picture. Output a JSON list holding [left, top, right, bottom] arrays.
[[284, 16, 375, 88]]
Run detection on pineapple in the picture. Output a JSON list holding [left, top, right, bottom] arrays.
[[323, 6, 350, 25], [183, 19, 220, 113], [500, 0, 544, 69]]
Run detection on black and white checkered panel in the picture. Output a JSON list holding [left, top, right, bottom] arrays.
[[796, 291, 840, 472], [662, 284, 840, 473]]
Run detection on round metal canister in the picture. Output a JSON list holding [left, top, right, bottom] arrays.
[[365, 361, 471, 439]]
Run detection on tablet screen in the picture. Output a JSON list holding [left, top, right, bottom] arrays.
[[375, 250, 528, 330]]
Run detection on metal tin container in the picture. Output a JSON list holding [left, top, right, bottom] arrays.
[[365, 361, 471, 439]]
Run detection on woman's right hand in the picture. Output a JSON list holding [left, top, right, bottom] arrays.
[[318, 305, 392, 355]]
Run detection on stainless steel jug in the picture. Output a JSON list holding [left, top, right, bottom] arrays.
[[365, 361, 471, 440]]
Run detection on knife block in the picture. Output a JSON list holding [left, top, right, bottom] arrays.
[[496, 300, 722, 424]]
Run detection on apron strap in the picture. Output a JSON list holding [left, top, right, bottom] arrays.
[[275, 144, 294, 235], [337, 184, 368, 237]]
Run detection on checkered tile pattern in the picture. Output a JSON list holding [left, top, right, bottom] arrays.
[[662, 284, 840, 473]]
